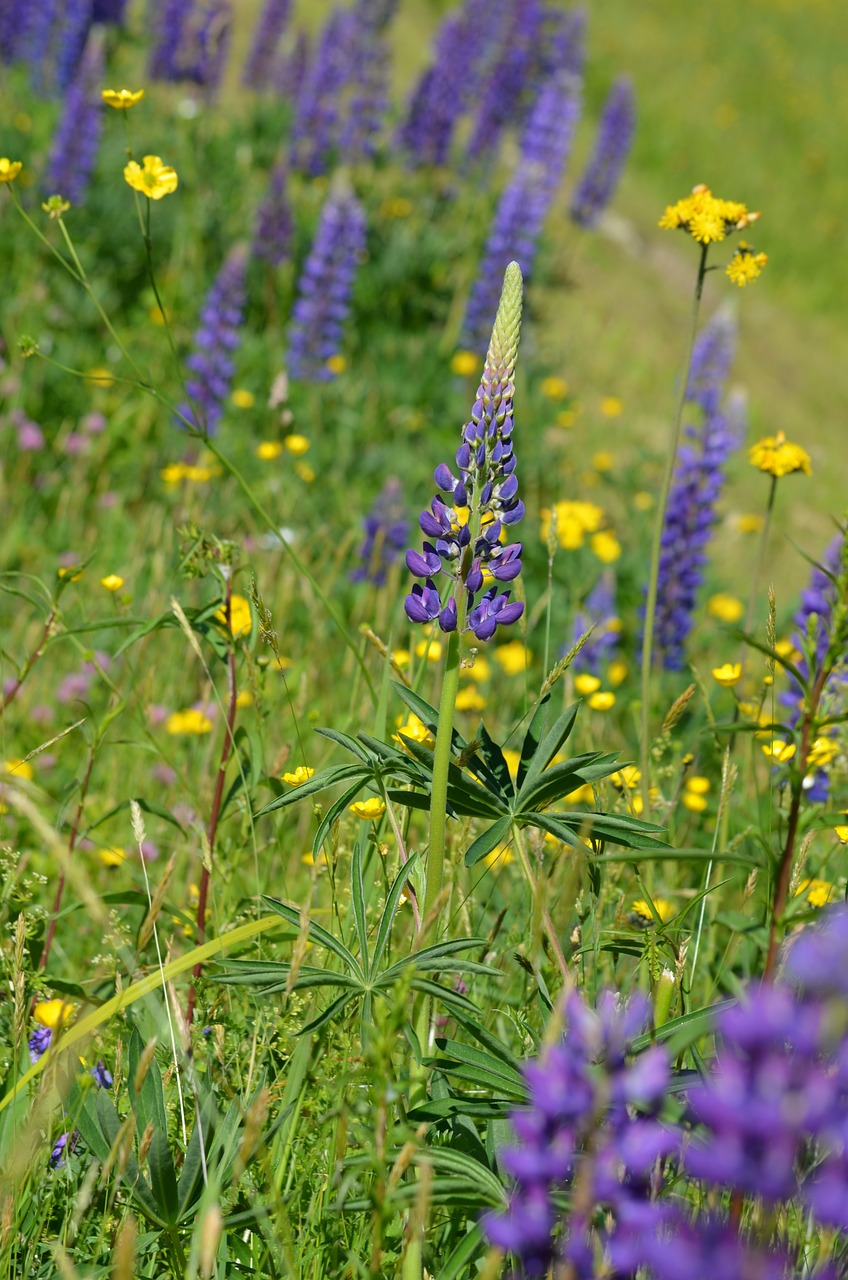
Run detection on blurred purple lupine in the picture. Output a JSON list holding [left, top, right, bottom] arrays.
[[176, 246, 248, 434], [466, 0, 544, 161], [571, 572, 620, 672], [92, 0, 128, 21], [273, 29, 309, 102], [651, 310, 739, 669], [29, 1026, 52, 1064], [461, 73, 582, 351], [351, 477, 408, 586], [395, 0, 497, 169], [536, 4, 586, 80], [289, 7, 356, 175], [45, 33, 104, 205], [180, 0, 232, 93], [242, 0, 291, 90], [149, 0, 193, 80], [287, 186, 366, 382], [338, 0, 398, 163], [570, 77, 635, 229], [253, 160, 293, 267], [52, 0, 94, 93], [405, 262, 525, 642]]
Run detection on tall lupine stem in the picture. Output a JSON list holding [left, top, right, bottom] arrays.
[[410, 263, 525, 926], [639, 243, 707, 810]]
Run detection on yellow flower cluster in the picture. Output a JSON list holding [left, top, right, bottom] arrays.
[[161, 462, 217, 484], [166, 708, 213, 735], [540, 501, 621, 562], [124, 154, 178, 200], [658, 184, 758, 244], [0, 158, 23, 183], [682, 775, 710, 813], [795, 878, 835, 909], [748, 432, 812, 478], [726, 242, 768, 287]]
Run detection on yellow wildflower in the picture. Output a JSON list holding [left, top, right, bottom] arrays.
[[285, 434, 310, 456], [102, 88, 145, 109], [590, 530, 621, 563], [462, 653, 491, 682], [256, 441, 283, 460], [100, 574, 124, 592], [393, 714, 435, 750], [748, 432, 811, 478], [231, 388, 255, 409], [575, 673, 601, 696], [795, 878, 835, 909], [774, 638, 800, 662], [3, 758, 33, 784], [762, 739, 796, 763], [58, 566, 84, 582], [608, 660, 628, 686], [628, 898, 674, 927], [726, 243, 768, 287], [451, 351, 478, 376], [302, 849, 328, 868], [380, 196, 413, 218], [34, 1000, 75, 1033], [588, 691, 615, 711], [686, 776, 711, 796], [806, 737, 839, 770], [0, 158, 23, 183], [556, 409, 578, 429], [86, 367, 114, 387], [215, 594, 252, 638], [456, 685, 486, 713], [737, 513, 765, 534], [124, 154, 178, 199], [611, 766, 641, 790], [349, 797, 386, 821], [658, 184, 757, 243], [592, 450, 614, 471], [712, 662, 742, 687], [682, 791, 708, 813], [166, 708, 213, 736], [326, 355, 347, 375], [707, 593, 745, 624], [283, 766, 315, 786], [541, 376, 568, 400], [235, 690, 254, 708], [99, 846, 126, 867], [566, 783, 595, 804], [540, 500, 605, 550], [493, 640, 531, 676], [295, 461, 315, 483], [600, 396, 623, 417], [416, 638, 443, 663], [392, 648, 410, 669], [835, 826, 848, 843], [482, 843, 514, 870], [633, 491, 654, 511]]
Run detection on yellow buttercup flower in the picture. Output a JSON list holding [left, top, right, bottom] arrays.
[[835, 825, 848, 843], [166, 708, 213, 735], [100, 574, 124, 592], [231, 388, 255, 409], [0, 158, 23, 183], [99, 846, 127, 867], [416, 638, 443, 663], [795, 878, 835, 909], [123, 154, 178, 200], [101, 88, 145, 110], [393, 713, 435, 750], [326, 355, 346, 375], [455, 684, 486, 712], [482, 843, 514, 870], [295, 461, 315, 483], [3, 758, 34, 781], [748, 431, 811, 478], [283, 766, 315, 786], [493, 639, 531, 676], [462, 653, 491, 682], [216, 594, 252, 638], [712, 662, 742, 687], [806, 737, 839, 771], [762, 739, 795, 763], [600, 396, 623, 418], [707, 593, 745, 624], [590, 530, 621, 563], [34, 999, 75, 1030], [541, 500, 605, 550], [285, 434, 310, 455], [565, 783, 595, 805], [611, 765, 641, 790], [256, 441, 283, 460], [608, 660, 628, 687], [349, 797, 386, 821], [686, 776, 711, 796], [682, 791, 708, 813], [541, 376, 568, 401], [236, 689, 254, 708], [726, 242, 768, 287], [737, 513, 765, 534], [628, 899, 674, 927], [574, 673, 601, 696], [451, 351, 478, 377], [588, 690, 615, 711]]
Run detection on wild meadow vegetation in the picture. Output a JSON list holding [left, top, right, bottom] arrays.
[[1, 1, 847, 1277]]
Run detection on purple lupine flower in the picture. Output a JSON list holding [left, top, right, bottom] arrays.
[[45, 33, 104, 206], [149, 0, 193, 81], [785, 534, 846, 717], [466, 0, 544, 161], [338, 8, 394, 163], [395, 0, 499, 169], [571, 572, 620, 672], [90, 1059, 113, 1088], [29, 1026, 52, 1064], [272, 29, 309, 103], [351, 477, 408, 586], [651, 310, 740, 669], [49, 1131, 73, 1168], [287, 185, 366, 382], [405, 262, 525, 643], [242, 0, 291, 90], [289, 7, 356, 175], [92, 0, 128, 21], [0, 0, 19, 63], [461, 73, 582, 352], [176, 246, 247, 434], [253, 160, 293, 267], [9, 2, 56, 86], [536, 4, 586, 80], [178, 0, 233, 93], [570, 77, 635, 229], [51, 0, 94, 93]]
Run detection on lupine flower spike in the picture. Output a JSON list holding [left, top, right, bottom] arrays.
[[176, 246, 248, 434], [405, 261, 525, 643], [570, 76, 635, 229]]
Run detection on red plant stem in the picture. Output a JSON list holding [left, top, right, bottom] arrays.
[[39, 746, 96, 972], [763, 663, 829, 981], [1, 609, 56, 716], [186, 582, 239, 1024]]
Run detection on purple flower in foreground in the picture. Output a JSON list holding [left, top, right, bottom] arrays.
[[176, 246, 247, 434], [90, 1060, 113, 1089], [29, 1026, 52, 1064], [461, 73, 581, 351], [405, 262, 525, 642], [351, 477, 408, 586], [49, 1131, 73, 1168], [570, 77, 635, 229], [651, 310, 740, 669], [45, 34, 104, 205], [288, 185, 366, 382]]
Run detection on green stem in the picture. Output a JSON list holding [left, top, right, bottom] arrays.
[[422, 627, 462, 925], [639, 244, 709, 812], [742, 474, 779, 648]]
